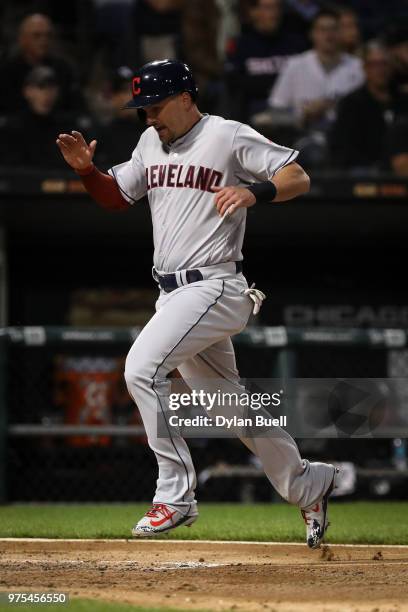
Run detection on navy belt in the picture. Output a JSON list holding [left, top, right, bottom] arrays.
[[156, 261, 243, 293]]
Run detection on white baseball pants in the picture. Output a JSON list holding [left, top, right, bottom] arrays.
[[124, 270, 335, 515]]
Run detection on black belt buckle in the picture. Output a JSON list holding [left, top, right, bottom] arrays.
[[158, 274, 178, 293], [186, 269, 203, 284]]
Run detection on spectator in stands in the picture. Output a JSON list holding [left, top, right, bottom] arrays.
[[385, 24, 408, 98], [268, 9, 364, 132], [94, 66, 145, 169], [330, 41, 408, 171], [0, 13, 82, 113], [338, 6, 362, 56], [225, 0, 306, 121], [0, 66, 91, 170], [267, 8, 364, 167]]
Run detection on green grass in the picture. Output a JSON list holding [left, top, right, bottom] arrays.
[[0, 502, 407, 544], [0, 599, 209, 612]]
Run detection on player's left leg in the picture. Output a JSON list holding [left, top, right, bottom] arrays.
[[179, 339, 339, 548], [179, 339, 335, 506]]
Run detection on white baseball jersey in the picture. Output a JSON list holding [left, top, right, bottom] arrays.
[[109, 114, 298, 272]]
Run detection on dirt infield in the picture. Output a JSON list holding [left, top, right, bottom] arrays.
[[1, 539, 408, 612]]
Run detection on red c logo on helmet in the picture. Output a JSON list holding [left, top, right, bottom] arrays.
[[133, 77, 141, 96]]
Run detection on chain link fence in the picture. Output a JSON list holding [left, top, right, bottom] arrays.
[[1, 326, 407, 502]]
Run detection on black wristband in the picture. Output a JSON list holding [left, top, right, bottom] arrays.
[[247, 181, 277, 203]]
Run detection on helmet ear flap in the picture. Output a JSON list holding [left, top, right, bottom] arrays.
[[137, 108, 147, 124]]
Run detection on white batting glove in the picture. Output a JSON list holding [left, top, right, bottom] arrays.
[[243, 283, 266, 315]]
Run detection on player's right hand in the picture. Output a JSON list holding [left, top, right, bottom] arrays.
[[56, 130, 97, 170]]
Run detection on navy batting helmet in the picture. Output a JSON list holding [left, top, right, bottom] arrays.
[[124, 59, 198, 109]]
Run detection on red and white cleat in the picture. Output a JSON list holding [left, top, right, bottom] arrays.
[[131, 503, 198, 537], [301, 467, 340, 549]]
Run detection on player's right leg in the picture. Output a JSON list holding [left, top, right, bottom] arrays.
[[125, 278, 252, 537]]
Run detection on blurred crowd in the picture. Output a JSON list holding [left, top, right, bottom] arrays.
[[0, 0, 408, 175]]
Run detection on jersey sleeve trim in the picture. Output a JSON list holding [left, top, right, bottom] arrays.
[[270, 148, 298, 178]]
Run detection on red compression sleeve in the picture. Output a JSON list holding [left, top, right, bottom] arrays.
[[76, 164, 130, 211]]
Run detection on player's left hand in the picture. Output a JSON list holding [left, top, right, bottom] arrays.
[[212, 186, 256, 217]]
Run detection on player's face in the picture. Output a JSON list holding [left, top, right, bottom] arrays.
[[143, 94, 188, 143]]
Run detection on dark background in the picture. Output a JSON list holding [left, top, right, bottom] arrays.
[[6, 180, 408, 328], [1, 0, 408, 502]]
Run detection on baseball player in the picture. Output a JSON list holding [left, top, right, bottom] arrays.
[[56, 59, 339, 549]]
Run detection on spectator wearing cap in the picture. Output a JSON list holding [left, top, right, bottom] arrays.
[[330, 41, 408, 171], [93, 67, 145, 169], [0, 66, 92, 169], [268, 9, 364, 132], [0, 13, 83, 114], [225, 0, 306, 121]]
